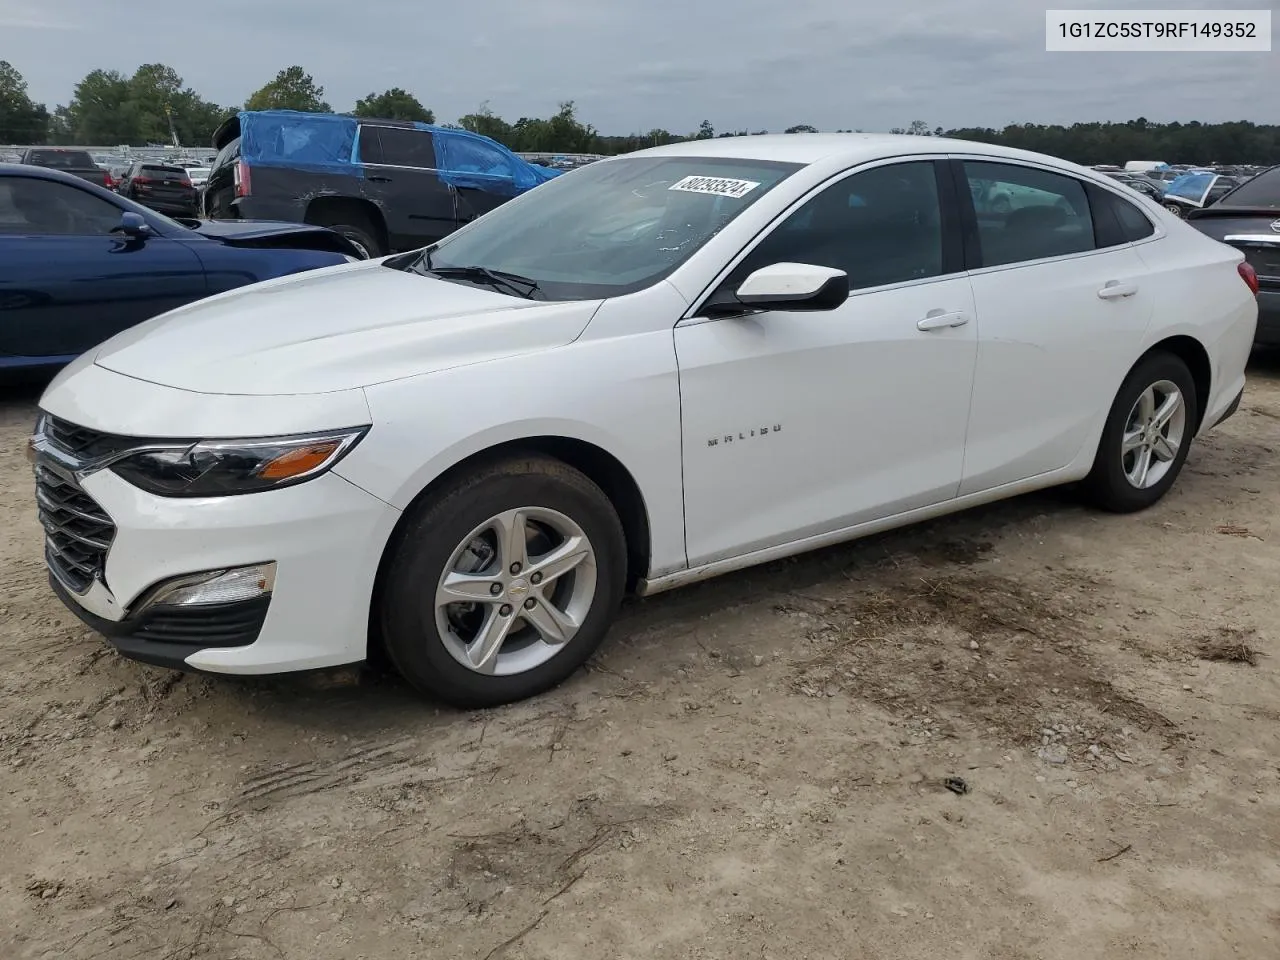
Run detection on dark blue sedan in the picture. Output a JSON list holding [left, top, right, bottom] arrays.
[[0, 162, 362, 374]]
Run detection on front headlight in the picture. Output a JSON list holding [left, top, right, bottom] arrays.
[[109, 427, 369, 497]]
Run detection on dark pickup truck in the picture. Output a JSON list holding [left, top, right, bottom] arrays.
[[203, 110, 560, 257], [19, 148, 110, 188]]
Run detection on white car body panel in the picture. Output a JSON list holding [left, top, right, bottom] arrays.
[[93, 263, 601, 395], [32, 133, 1258, 675], [676, 273, 977, 567]]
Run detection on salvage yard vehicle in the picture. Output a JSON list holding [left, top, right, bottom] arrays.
[[1186, 164, 1280, 345], [202, 109, 561, 257], [19, 147, 110, 188], [117, 161, 199, 217], [0, 163, 363, 374], [32, 135, 1256, 708], [1159, 172, 1243, 217]]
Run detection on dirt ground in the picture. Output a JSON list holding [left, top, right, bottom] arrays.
[[2, 357, 1279, 960]]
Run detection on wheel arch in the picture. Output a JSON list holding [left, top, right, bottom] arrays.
[[303, 195, 388, 252], [366, 435, 654, 660], [1139, 334, 1211, 432]]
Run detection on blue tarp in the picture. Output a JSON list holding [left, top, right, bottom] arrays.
[[235, 110, 560, 195]]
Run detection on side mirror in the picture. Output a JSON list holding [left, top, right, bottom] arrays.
[[732, 262, 849, 312], [113, 211, 151, 238]]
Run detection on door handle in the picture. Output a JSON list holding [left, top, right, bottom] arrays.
[[917, 310, 970, 331], [367, 175, 393, 183], [1097, 280, 1138, 299]]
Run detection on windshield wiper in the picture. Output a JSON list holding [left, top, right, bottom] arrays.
[[427, 264, 541, 299]]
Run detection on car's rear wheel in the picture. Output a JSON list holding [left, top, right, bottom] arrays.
[[1084, 352, 1198, 513], [379, 456, 626, 708], [307, 210, 382, 257], [1163, 202, 1183, 217]]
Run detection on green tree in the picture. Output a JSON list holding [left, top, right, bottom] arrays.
[[60, 64, 229, 147], [695, 119, 714, 139], [245, 66, 330, 113], [0, 61, 50, 142], [784, 124, 818, 134], [64, 68, 134, 142], [458, 102, 512, 143], [353, 88, 433, 123]]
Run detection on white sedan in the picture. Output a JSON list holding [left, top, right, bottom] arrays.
[[32, 135, 1258, 707]]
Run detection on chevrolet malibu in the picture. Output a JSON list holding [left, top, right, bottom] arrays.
[[31, 135, 1258, 708]]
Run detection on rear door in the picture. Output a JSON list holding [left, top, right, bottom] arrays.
[[0, 176, 206, 360], [356, 124, 457, 248], [953, 158, 1153, 496]]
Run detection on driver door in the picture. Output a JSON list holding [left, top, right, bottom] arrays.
[[0, 177, 206, 360], [674, 159, 979, 567]]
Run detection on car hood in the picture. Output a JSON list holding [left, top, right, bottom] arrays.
[[186, 218, 346, 243], [93, 263, 602, 395]]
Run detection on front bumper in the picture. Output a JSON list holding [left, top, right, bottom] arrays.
[[36, 440, 401, 675]]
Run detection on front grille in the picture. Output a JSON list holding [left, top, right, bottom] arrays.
[[34, 463, 116, 594], [43, 415, 141, 462]]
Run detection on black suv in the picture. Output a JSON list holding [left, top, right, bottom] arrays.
[[118, 161, 198, 216]]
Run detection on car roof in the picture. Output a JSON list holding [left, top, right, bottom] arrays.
[[0, 162, 91, 183], [625, 133, 1081, 171]]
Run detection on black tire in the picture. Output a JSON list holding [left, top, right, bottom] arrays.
[[379, 455, 627, 708], [309, 213, 382, 258], [1083, 351, 1198, 513]]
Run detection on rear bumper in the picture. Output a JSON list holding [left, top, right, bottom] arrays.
[[1254, 288, 1280, 346]]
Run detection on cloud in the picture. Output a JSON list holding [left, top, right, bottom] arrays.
[[3, 0, 1274, 135]]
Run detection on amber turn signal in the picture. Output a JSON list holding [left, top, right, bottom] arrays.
[[257, 441, 345, 480]]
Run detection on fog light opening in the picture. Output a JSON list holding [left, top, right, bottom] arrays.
[[146, 563, 277, 609]]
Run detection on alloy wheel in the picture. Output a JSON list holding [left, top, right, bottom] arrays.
[[1121, 379, 1186, 490], [434, 507, 597, 675]]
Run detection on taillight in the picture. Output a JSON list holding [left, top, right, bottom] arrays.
[[234, 160, 252, 198], [1239, 261, 1259, 296]]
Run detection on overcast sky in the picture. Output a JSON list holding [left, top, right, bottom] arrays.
[[3, 0, 1276, 134]]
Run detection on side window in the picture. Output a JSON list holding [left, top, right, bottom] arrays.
[[0, 178, 122, 236], [211, 137, 240, 172], [963, 161, 1094, 268], [438, 136, 514, 179], [728, 161, 944, 292], [1102, 189, 1156, 242], [365, 127, 436, 169]]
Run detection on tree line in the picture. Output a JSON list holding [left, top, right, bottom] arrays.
[[2, 60, 1276, 165]]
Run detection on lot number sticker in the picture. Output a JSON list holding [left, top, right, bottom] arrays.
[[669, 175, 761, 199]]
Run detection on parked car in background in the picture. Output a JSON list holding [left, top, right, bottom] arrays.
[[202, 109, 562, 257], [19, 148, 110, 188], [1161, 173, 1243, 217], [1187, 164, 1279, 345], [0, 163, 363, 375], [184, 166, 212, 189], [117, 161, 199, 216], [102, 164, 131, 193], [1101, 171, 1165, 201], [31, 135, 1255, 708]]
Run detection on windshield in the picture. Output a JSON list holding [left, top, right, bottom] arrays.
[[386, 155, 802, 299], [1165, 173, 1216, 204], [1215, 166, 1280, 209]]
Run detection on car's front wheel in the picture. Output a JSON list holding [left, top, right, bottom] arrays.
[[1084, 351, 1198, 513], [1163, 202, 1183, 217], [379, 455, 627, 708]]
